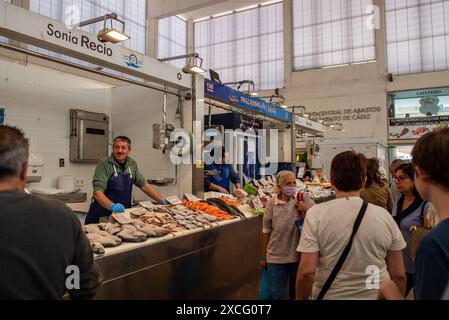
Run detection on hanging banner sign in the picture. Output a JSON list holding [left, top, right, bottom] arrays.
[[205, 79, 292, 123], [0, 2, 191, 89], [389, 116, 449, 140]]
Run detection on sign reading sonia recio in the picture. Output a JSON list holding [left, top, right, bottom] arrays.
[[46, 23, 113, 57], [389, 116, 449, 140]]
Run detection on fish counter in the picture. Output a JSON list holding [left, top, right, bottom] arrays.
[[92, 215, 262, 299]]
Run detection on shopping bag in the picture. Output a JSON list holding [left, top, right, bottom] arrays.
[[410, 226, 432, 261], [259, 267, 269, 300]]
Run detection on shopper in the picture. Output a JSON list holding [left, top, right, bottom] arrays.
[[361, 158, 394, 212], [411, 128, 449, 300], [389, 159, 405, 199], [296, 151, 406, 300], [86, 136, 167, 224], [392, 162, 429, 296], [302, 164, 314, 182], [313, 167, 329, 183], [0, 125, 102, 299], [261, 171, 301, 300]]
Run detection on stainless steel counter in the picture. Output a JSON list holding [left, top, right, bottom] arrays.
[[94, 216, 262, 299]]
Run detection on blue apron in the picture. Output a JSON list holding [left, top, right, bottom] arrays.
[[85, 164, 133, 224], [209, 165, 231, 193]]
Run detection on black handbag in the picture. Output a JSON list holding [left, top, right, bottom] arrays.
[[316, 201, 369, 300]]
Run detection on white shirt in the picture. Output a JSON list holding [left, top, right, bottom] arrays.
[[297, 197, 406, 300]]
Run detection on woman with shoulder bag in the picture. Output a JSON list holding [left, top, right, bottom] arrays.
[[296, 151, 407, 300]]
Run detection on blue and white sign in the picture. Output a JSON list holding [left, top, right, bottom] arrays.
[[205, 79, 292, 123], [124, 54, 143, 69]]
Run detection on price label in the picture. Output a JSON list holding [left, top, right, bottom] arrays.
[[259, 178, 269, 186], [196, 160, 204, 169], [139, 201, 157, 210], [110, 213, 132, 225], [252, 179, 261, 187], [130, 207, 149, 217], [166, 196, 183, 205], [252, 198, 264, 211], [184, 193, 201, 202]]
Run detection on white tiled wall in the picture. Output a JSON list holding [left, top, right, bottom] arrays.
[[0, 58, 113, 197], [111, 85, 192, 201]]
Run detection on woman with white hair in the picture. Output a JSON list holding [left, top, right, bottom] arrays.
[[261, 170, 304, 300]]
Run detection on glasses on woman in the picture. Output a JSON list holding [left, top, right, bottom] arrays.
[[394, 175, 409, 183]]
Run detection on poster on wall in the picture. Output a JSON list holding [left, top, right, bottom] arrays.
[[0, 107, 5, 125], [389, 116, 449, 140]]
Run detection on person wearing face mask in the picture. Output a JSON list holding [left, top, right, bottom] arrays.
[[261, 171, 305, 300]]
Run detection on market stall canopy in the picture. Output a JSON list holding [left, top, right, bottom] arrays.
[[0, 1, 192, 90]]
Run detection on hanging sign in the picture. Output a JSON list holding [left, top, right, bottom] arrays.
[[295, 115, 325, 134], [205, 79, 292, 123], [0, 2, 191, 89]]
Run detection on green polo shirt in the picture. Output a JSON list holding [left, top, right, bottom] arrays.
[[92, 155, 147, 193]]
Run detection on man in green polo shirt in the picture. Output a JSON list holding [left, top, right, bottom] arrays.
[[85, 136, 166, 224]]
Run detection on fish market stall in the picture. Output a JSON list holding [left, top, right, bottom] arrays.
[[87, 198, 262, 299], [93, 215, 262, 299]]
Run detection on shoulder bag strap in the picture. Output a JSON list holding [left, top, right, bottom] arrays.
[[316, 201, 369, 300], [419, 200, 428, 224]]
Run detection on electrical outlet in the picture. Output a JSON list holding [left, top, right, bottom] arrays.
[[76, 178, 84, 187]]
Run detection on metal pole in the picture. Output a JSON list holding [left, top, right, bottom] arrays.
[[192, 74, 205, 197], [158, 53, 199, 62], [291, 107, 296, 172], [71, 13, 118, 28]]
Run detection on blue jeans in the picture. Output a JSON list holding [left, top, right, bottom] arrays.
[[266, 263, 299, 300]]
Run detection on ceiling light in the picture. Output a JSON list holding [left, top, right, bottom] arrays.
[[280, 105, 288, 109], [97, 28, 130, 43], [159, 53, 206, 74], [71, 13, 131, 44], [246, 91, 259, 96], [182, 65, 206, 74], [223, 80, 258, 96]]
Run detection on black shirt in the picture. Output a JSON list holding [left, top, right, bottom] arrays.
[[0, 190, 102, 299]]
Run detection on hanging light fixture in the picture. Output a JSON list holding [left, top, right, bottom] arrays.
[[268, 94, 287, 109], [71, 13, 130, 44], [159, 53, 206, 74], [223, 80, 259, 96]]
